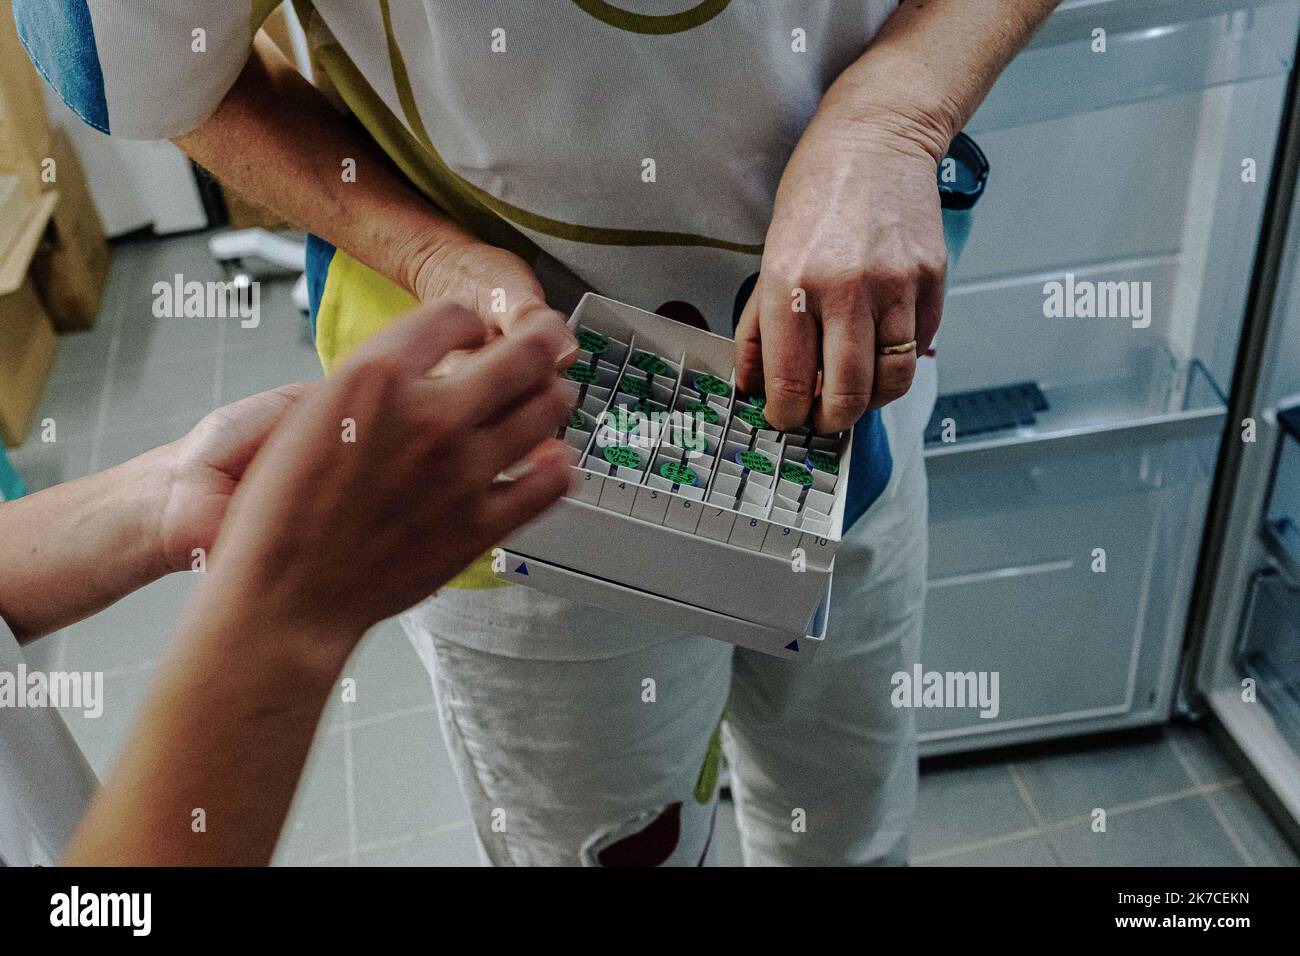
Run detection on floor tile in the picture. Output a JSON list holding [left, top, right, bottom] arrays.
[[352, 824, 481, 867], [94, 415, 201, 471], [114, 312, 223, 371], [104, 353, 219, 433], [712, 797, 744, 866], [59, 572, 199, 674], [919, 835, 1058, 867], [219, 336, 323, 404], [1165, 722, 1239, 786], [349, 708, 467, 847], [59, 663, 157, 778], [1012, 732, 1194, 823], [340, 619, 436, 723], [5, 435, 94, 491], [222, 278, 315, 355], [47, 324, 114, 387], [1053, 795, 1243, 866], [273, 729, 350, 866], [914, 762, 1036, 857], [35, 372, 103, 442], [1207, 782, 1300, 867]]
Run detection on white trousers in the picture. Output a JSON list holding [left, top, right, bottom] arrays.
[[403, 360, 934, 866]]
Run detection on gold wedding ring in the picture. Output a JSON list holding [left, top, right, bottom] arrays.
[[878, 339, 917, 356]]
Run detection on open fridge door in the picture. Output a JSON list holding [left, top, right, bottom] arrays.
[[1182, 35, 1300, 845]]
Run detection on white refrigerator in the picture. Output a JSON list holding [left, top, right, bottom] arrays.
[[915, 0, 1300, 842]]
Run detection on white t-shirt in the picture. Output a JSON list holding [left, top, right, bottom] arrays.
[[0, 617, 97, 866], [17, 0, 901, 331]]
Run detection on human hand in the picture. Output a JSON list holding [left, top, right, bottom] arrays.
[[196, 302, 573, 638], [735, 105, 949, 432], [158, 383, 313, 572], [406, 235, 577, 361]]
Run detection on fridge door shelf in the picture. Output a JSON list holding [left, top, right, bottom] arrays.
[[1263, 404, 1300, 577], [1234, 571, 1300, 747], [925, 351, 1227, 461], [920, 390, 1223, 751]]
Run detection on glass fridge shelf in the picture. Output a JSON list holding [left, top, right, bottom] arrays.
[[925, 344, 1228, 459]]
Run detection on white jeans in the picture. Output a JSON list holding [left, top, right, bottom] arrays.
[[401, 360, 934, 866]]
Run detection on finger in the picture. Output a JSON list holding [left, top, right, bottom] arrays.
[[195, 382, 316, 477], [811, 310, 874, 433], [733, 284, 764, 397], [431, 319, 568, 426], [476, 440, 572, 540], [510, 302, 579, 367], [758, 279, 819, 430], [516, 307, 579, 368], [346, 302, 486, 376], [915, 264, 945, 356], [867, 286, 918, 412], [464, 378, 573, 481]]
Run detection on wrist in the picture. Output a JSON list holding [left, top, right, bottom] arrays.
[[391, 215, 478, 299], [821, 58, 963, 164], [113, 443, 184, 578], [184, 577, 363, 682]]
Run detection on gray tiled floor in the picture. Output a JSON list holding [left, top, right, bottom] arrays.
[[8, 232, 1297, 867]]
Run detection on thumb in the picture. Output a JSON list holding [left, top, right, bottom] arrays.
[[503, 299, 578, 368]]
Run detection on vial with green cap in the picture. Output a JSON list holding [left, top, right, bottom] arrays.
[[807, 450, 840, 475], [683, 400, 720, 426], [735, 405, 771, 430], [780, 462, 814, 487], [566, 364, 598, 385], [603, 445, 642, 470], [658, 461, 698, 487], [735, 449, 775, 475], [694, 373, 730, 398], [630, 352, 673, 377], [576, 328, 609, 356], [618, 375, 653, 400]]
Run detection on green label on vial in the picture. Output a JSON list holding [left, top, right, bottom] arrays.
[[604, 445, 642, 469], [780, 462, 814, 487], [736, 405, 771, 430], [684, 401, 719, 425], [737, 449, 774, 474], [568, 408, 585, 429], [749, 395, 767, 410], [631, 353, 672, 377], [576, 329, 609, 354], [619, 376, 652, 399], [694, 374, 729, 397], [566, 364, 598, 384], [607, 406, 643, 433], [659, 461, 698, 486], [807, 450, 839, 475]]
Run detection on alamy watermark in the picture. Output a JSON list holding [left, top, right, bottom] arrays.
[[891, 664, 1000, 719], [1042, 273, 1151, 329], [152, 273, 260, 328], [0, 664, 103, 718]]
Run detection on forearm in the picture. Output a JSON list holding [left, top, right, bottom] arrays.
[[64, 586, 357, 866], [175, 36, 469, 293], [826, 0, 1060, 157], [0, 446, 174, 643]]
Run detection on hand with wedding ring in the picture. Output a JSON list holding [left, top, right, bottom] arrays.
[[735, 99, 950, 433]]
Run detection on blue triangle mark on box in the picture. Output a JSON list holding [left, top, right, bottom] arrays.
[[515, 562, 528, 575], [785, 639, 799, 652]]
